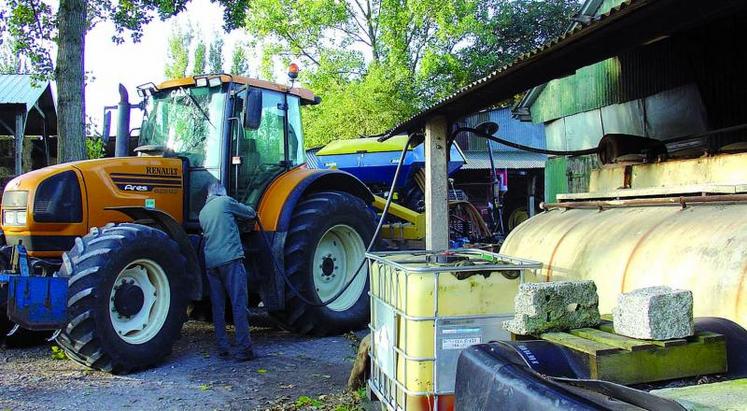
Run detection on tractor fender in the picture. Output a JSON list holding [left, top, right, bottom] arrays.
[[256, 167, 373, 234], [105, 206, 202, 300], [253, 168, 373, 310], [277, 169, 373, 233]]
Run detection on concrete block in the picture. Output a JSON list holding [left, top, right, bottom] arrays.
[[613, 286, 694, 340], [503, 280, 601, 335]]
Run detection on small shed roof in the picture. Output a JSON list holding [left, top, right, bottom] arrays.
[[0, 75, 57, 136], [462, 151, 547, 170], [385, 0, 746, 137]]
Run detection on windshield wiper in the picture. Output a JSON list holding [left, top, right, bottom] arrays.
[[186, 90, 215, 128]]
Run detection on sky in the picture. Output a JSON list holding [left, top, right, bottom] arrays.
[[84, 0, 254, 132]]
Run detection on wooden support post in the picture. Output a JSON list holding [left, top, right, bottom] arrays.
[[15, 111, 26, 175], [424, 116, 449, 250]]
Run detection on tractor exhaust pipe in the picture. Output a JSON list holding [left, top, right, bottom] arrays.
[[115, 83, 131, 157]]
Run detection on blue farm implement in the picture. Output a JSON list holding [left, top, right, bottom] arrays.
[[314, 135, 465, 190], [0, 244, 67, 333]]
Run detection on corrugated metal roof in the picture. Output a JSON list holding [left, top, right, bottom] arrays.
[[385, 0, 745, 136], [462, 151, 547, 170], [0, 75, 50, 112], [305, 147, 322, 168], [455, 108, 546, 151]]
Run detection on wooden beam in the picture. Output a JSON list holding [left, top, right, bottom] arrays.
[[0, 117, 14, 135], [424, 116, 449, 250]]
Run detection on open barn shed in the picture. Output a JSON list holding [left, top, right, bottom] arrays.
[[0, 74, 57, 180]]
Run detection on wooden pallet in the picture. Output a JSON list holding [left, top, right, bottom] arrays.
[[538, 320, 727, 385]]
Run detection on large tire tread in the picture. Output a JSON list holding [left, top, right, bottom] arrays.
[[270, 191, 374, 336], [55, 223, 189, 374]]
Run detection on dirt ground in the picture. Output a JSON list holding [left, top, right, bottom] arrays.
[[0, 313, 368, 411]]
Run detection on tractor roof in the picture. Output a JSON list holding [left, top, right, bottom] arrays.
[[156, 75, 319, 105]]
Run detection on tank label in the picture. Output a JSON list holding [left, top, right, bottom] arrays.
[[442, 337, 481, 350], [442, 328, 480, 334]]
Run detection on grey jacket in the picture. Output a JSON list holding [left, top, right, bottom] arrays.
[[198, 194, 256, 269]]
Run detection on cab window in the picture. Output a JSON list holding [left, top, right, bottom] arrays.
[[230, 89, 285, 206]]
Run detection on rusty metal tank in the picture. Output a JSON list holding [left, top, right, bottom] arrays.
[[501, 153, 747, 328]]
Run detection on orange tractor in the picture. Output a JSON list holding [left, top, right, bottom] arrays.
[[0, 73, 375, 372]]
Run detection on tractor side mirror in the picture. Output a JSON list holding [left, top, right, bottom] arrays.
[[244, 88, 263, 130]]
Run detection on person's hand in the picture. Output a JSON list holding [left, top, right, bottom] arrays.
[[238, 218, 255, 233]]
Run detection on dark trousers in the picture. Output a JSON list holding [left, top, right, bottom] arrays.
[[206, 259, 252, 352]]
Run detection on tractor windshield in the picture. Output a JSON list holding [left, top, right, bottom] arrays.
[[139, 86, 226, 167]]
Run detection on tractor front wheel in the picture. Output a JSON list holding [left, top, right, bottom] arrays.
[[55, 223, 189, 373], [271, 191, 374, 335]]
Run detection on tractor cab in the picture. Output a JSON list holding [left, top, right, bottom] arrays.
[[133, 74, 319, 219]]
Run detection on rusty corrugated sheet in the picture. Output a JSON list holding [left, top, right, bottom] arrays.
[[530, 58, 621, 123], [544, 157, 568, 203]]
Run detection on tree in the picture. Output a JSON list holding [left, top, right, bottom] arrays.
[[4, 0, 55, 79], [192, 39, 206, 74], [303, 62, 420, 147], [463, 0, 583, 79], [246, 0, 582, 146], [230, 44, 249, 75], [56, 0, 88, 162], [0, 39, 30, 74], [3, 0, 244, 163], [207, 37, 224, 73], [164, 23, 193, 79]]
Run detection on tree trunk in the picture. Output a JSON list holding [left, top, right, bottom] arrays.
[[56, 0, 87, 163]]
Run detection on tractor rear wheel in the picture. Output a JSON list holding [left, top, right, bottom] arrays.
[[270, 191, 374, 335], [55, 223, 190, 373]]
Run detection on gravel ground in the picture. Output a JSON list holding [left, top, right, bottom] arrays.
[[0, 315, 366, 411]]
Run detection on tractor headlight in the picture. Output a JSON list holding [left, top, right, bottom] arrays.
[[3, 210, 26, 226], [3, 210, 16, 225]]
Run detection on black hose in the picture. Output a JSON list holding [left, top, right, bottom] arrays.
[[254, 134, 414, 307], [452, 122, 747, 157], [451, 126, 598, 156]]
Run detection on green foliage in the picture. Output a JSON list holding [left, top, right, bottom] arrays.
[[0, 40, 29, 74], [230, 44, 249, 75], [295, 395, 323, 408], [50, 345, 67, 360], [463, 0, 583, 79], [2, 0, 55, 80], [192, 40, 207, 75], [303, 62, 419, 147], [86, 137, 106, 159], [208, 37, 225, 73], [247, 0, 582, 148], [164, 23, 193, 79]]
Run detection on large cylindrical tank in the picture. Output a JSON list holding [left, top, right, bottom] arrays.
[[501, 201, 747, 328]]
